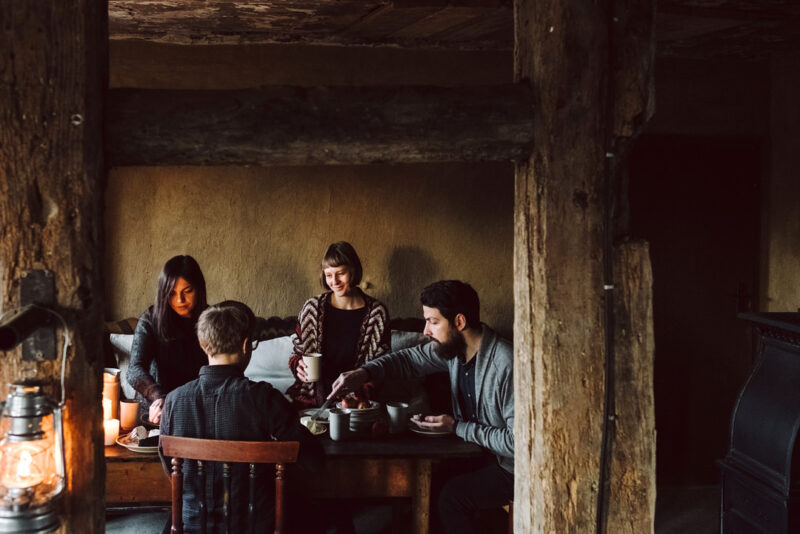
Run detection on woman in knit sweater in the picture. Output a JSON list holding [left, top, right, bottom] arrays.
[[127, 255, 209, 424], [286, 242, 390, 409]]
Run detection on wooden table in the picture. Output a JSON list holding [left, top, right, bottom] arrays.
[[106, 432, 483, 534]]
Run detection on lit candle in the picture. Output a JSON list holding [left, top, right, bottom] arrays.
[[104, 418, 119, 446], [103, 398, 112, 421], [0, 442, 46, 488]]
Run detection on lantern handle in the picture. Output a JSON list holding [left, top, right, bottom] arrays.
[[0, 304, 70, 407], [28, 305, 71, 408]]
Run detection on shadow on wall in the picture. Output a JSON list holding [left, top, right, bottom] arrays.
[[387, 247, 438, 320]]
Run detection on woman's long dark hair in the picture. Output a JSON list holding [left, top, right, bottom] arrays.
[[153, 255, 207, 341]]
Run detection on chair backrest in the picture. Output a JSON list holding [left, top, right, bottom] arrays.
[[160, 435, 300, 534]]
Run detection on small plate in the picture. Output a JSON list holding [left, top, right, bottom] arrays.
[[116, 438, 158, 454], [300, 416, 328, 436], [408, 425, 450, 437], [300, 408, 330, 424], [408, 426, 450, 438]]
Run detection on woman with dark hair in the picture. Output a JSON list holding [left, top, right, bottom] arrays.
[[127, 255, 209, 424], [286, 241, 390, 409]]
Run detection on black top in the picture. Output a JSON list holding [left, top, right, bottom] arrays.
[[457, 355, 478, 424], [160, 365, 324, 533], [127, 307, 208, 411], [321, 304, 368, 394]]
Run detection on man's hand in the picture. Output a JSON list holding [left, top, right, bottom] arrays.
[[328, 368, 369, 400], [413, 414, 456, 434], [149, 398, 165, 425]]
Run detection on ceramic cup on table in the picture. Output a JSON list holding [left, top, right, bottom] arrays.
[[386, 402, 409, 434], [302, 353, 322, 382], [119, 400, 139, 431], [329, 408, 351, 441]]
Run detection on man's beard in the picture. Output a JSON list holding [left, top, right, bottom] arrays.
[[434, 331, 466, 361]]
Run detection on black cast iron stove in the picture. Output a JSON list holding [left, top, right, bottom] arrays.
[[720, 312, 800, 533]]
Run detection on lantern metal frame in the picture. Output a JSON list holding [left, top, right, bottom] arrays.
[[0, 304, 70, 534]]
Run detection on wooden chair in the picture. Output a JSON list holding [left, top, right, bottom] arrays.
[[160, 435, 300, 534]]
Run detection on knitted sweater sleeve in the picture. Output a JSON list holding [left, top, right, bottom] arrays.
[[288, 297, 319, 378], [360, 299, 391, 365], [376, 301, 391, 356], [128, 309, 164, 402]]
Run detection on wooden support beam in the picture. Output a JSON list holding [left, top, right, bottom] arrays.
[[106, 85, 535, 166], [0, 1, 107, 533], [608, 241, 656, 534], [513, 0, 655, 532]]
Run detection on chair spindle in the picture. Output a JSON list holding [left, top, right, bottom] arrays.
[[275, 463, 285, 534], [170, 457, 184, 534], [249, 463, 256, 534], [223, 462, 232, 534], [198, 460, 206, 534]]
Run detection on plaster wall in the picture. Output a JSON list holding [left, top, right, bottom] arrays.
[[763, 53, 800, 312], [105, 164, 513, 335]]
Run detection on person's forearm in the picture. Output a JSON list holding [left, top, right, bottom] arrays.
[[129, 317, 163, 401], [455, 421, 514, 458], [129, 371, 163, 402], [363, 343, 446, 381]]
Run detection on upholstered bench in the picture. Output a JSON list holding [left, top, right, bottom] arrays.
[[106, 316, 437, 412]]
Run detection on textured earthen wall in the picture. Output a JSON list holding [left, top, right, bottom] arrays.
[[105, 163, 513, 334]]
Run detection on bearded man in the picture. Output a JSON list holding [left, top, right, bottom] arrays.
[[330, 280, 513, 533]]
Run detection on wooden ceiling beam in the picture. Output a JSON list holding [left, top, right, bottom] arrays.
[[108, 0, 513, 48], [658, 0, 800, 21], [106, 85, 534, 166]]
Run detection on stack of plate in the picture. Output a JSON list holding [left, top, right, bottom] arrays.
[[337, 400, 381, 433]]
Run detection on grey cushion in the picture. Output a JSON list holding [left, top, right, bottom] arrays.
[[244, 335, 296, 394], [109, 333, 136, 400], [243, 330, 429, 397], [391, 330, 428, 351]]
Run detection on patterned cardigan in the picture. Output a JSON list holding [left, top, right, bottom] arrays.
[[286, 291, 390, 408]]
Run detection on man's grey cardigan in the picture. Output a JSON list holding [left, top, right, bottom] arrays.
[[362, 324, 514, 474]]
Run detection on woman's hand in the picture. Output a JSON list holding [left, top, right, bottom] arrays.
[[296, 359, 310, 382], [149, 398, 165, 425]]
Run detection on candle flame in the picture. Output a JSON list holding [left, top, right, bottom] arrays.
[[17, 451, 33, 479]]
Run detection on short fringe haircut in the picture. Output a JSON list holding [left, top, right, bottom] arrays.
[[319, 241, 363, 290]]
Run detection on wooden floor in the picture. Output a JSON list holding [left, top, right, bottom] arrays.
[[655, 485, 719, 534]]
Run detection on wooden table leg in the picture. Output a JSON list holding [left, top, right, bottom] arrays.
[[412, 459, 432, 534]]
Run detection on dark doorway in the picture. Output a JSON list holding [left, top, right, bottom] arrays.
[[628, 134, 761, 484]]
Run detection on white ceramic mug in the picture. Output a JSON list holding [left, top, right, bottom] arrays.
[[329, 408, 351, 441], [302, 353, 322, 382]]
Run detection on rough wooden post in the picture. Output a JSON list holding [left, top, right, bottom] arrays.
[[513, 0, 654, 532], [0, 1, 107, 533], [608, 241, 656, 533]]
